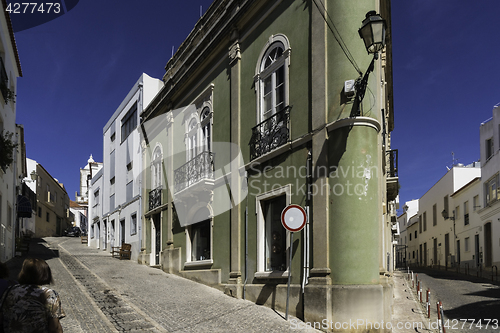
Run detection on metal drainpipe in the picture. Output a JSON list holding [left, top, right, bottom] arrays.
[[302, 149, 312, 293], [243, 172, 249, 300], [138, 82, 143, 252], [12, 130, 19, 256]]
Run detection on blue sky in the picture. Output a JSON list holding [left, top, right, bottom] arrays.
[[391, 0, 500, 207], [11, 1, 500, 206], [14, 1, 214, 198]]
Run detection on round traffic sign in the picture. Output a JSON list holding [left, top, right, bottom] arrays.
[[281, 204, 307, 232]]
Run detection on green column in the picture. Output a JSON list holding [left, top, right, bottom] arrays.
[[328, 119, 380, 284]]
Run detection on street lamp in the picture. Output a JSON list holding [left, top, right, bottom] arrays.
[[355, 11, 387, 116], [358, 11, 386, 55]]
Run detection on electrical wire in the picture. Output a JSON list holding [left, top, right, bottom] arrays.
[[311, 0, 362, 75]]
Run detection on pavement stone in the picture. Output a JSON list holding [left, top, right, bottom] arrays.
[[6, 237, 321, 333], [5, 237, 442, 332]]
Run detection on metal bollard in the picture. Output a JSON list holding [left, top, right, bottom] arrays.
[[427, 289, 431, 318], [439, 301, 446, 333], [437, 301, 442, 333]]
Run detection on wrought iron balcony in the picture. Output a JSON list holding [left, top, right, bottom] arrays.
[[386, 149, 399, 201], [249, 106, 291, 160], [149, 187, 162, 211], [0, 57, 8, 102], [386, 149, 398, 178], [174, 151, 215, 193]]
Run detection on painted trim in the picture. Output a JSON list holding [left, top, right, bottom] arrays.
[[326, 116, 381, 133]]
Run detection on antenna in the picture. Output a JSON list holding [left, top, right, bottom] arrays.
[[171, 46, 174, 58], [447, 151, 459, 170], [451, 151, 459, 166], [200, 5, 202, 18]]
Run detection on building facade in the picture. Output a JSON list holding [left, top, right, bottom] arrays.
[[88, 73, 162, 261], [74, 155, 102, 234], [414, 165, 481, 268], [395, 199, 418, 268], [0, 1, 22, 262], [26, 159, 72, 238], [478, 104, 500, 269], [400, 104, 500, 274], [139, 0, 396, 328]]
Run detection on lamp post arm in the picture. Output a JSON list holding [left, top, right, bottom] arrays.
[[353, 53, 377, 117]]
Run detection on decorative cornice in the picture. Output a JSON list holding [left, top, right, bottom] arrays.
[[228, 40, 241, 64], [326, 116, 382, 133]]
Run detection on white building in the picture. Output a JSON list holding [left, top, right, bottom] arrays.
[[396, 199, 418, 267], [69, 200, 87, 230], [76, 155, 102, 206], [74, 155, 102, 235], [88, 73, 162, 260], [0, 4, 22, 262], [402, 164, 481, 269], [88, 167, 103, 248], [478, 104, 500, 269]]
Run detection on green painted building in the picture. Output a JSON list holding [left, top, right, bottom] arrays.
[[139, 0, 397, 330]]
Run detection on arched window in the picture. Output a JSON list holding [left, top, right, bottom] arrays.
[[255, 35, 290, 124], [200, 107, 211, 152], [151, 146, 162, 189], [187, 118, 199, 161]]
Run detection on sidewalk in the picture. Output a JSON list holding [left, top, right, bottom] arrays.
[[5, 237, 445, 333], [391, 270, 437, 333], [6, 237, 321, 333]]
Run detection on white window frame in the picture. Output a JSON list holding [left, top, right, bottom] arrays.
[[486, 137, 494, 161], [182, 85, 214, 163], [255, 184, 291, 278], [485, 174, 499, 206], [200, 107, 212, 153], [151, 144, 163, 189], [184, 204, 214, 268], [186, 117, 199, 161], [254, 34, 291, 125], [473, 195, 479, 211], [130, 213, 137, 236]]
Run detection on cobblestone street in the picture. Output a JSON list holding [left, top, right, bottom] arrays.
[[6, 237, 320, 332]]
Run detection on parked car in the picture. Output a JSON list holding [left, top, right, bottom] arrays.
[[63, 226, 81, 237]]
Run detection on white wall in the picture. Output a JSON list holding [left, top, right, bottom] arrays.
[[91, 73, 161, 260], [0, 10, 21, 261], [411, 166, 480, 268]]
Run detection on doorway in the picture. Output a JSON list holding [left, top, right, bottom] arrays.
[[433, 238, 438, 266], [152, 214, 161, 265], [103, 220, 107, 250], [110, 220, 115, 249], [419, 244, 422, 266], [484, 222, 492, 267], [120, 219, 125, 245], [445, 233, 450, 267], [475, 234, 480, 267], [96, 222, 100, 249], [424, 242, 427, 267], [456, 240, 461, 265]]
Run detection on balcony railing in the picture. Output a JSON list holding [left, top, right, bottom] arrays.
[[249, 106, 291, 160], [386, 149, 398, 178], [174, 151, 215, 193], [0, 57, 8, 102], [149, 187, 162, 211], [92, 204, 100, 220]]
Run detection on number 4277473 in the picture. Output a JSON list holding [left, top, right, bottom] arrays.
[[6, 3, 61, 14]]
